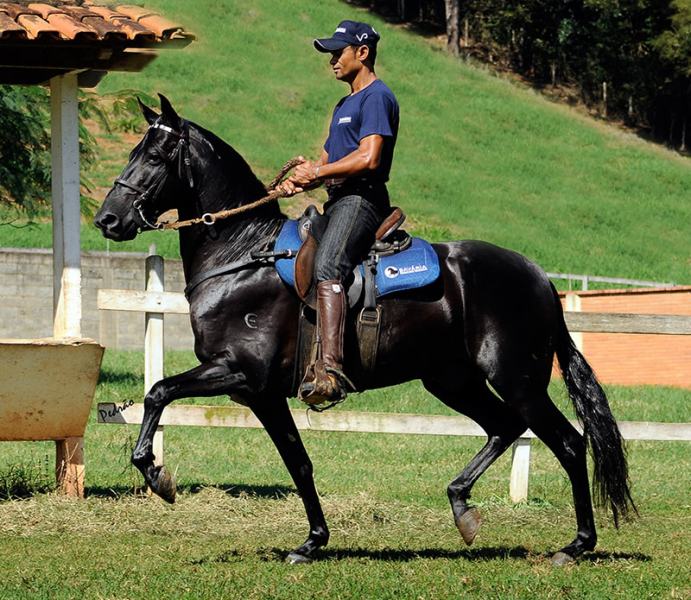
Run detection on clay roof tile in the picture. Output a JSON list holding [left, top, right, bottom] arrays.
[[0, 1, 192, 45], [0, 3, 40, 19], [16, 13, 59, 41], [28, 4, 98, 41], [0, 11, 26, 39]]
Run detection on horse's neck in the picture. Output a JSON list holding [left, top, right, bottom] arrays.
[[174, 141, 283, 282]]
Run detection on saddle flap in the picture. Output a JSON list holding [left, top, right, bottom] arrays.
[[295, 234, 317, 301]]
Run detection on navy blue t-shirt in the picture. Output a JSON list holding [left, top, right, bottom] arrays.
[[324, 79, 399, 184]]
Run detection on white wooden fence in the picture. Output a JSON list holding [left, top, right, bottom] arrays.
[[97, 255, 691, 502]]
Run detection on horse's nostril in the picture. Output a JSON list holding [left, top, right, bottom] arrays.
[[96, 212, 120, 229]]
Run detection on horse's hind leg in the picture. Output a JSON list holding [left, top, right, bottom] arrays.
[[503, 389, 597, 564], [423, 377, 528, 546], [131, 361, 243, 502], [251, 399, 329, 564]]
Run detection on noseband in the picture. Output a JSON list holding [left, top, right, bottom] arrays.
[[113, 120, 195, 231]]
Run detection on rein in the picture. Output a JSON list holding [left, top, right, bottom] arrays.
[[161, 156, 304, 230], [115, 119, 308, 232]]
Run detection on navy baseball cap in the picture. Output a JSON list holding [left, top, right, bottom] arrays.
[[314, 20, 380, 53]]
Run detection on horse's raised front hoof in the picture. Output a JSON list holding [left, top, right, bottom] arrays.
[[551, 551, 576, 566], [456, 507, 482, 546], [152, 466, 177, 504], [285, 551, 312, 565]]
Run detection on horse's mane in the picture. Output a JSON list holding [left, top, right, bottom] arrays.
[[186, 121, 287, 264]]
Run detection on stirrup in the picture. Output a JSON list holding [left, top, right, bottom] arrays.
[[298, 361, 354, 409]]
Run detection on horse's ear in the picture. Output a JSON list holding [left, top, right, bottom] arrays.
[[138, 97, 159, 125], [158, 93, 181, 127]]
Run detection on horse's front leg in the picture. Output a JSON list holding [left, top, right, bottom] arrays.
[[131, 362, 244, 502], [251, 399, 330, 564]]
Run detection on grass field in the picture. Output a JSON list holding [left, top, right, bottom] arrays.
[[0, 350, 689, 599], [0, 0, 689, 285], [1, 0, 689, 597]]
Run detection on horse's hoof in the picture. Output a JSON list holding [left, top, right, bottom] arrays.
[[286, 552, 312, 565], [457, 507, 482, 546], [552, 551, 576, 566], [154, 466, 176, 504]]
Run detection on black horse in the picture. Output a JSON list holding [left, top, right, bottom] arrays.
[[94, 96, 635, 565]]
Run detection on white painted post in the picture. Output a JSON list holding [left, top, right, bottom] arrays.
[[145, 248, 165, 467], [51, 73, 84, 496], [509, 437, 531, 503], [50, 73, 81, 339], [565, 292, 584, 352]]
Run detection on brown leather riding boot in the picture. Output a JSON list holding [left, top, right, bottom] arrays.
[[299, 279, 350, 405]]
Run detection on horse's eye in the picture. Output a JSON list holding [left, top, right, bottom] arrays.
[[147, 155, 163, 166]]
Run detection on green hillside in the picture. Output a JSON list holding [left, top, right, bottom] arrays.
[[3, 0, 690, 284]]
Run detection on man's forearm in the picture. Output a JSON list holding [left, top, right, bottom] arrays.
[[317, 147, 379, 180]]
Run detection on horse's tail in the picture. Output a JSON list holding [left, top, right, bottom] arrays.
[[551, 283, 637, 526]]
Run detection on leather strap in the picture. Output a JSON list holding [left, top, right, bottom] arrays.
[[184, 254, 266, 298]]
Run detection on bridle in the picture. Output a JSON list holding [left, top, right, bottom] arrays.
[[113, 119, 196, 231], [112, 119, 308, 232]]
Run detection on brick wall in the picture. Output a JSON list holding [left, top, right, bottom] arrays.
[[0, 248, 194, 350], [559, 287, 691, 389]]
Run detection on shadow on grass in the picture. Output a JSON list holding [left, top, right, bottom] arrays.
[[97, 370, 142, 386], [580, 550, 651, 562], [85, 482, 295, 500], [192, 546, 531, 565], [192, 546, 652, 565]]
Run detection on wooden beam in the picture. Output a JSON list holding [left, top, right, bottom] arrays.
[[510, 438, 532, 502], [97, 288, 691, 337], [144, 254, 165, 470], [564, 312, 691, 335], [55, 436, 84, 498], [97, 289, 190, 314], [96, 403, 691, 442], [51, 73, 81, 338], [0, 45, 158, 80]]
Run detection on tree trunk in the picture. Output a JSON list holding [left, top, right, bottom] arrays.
[[444, 0, 460, 56], [681, 115, 687, 153]]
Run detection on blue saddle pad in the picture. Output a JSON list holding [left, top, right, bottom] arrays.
[[274, 219, 440, 298]]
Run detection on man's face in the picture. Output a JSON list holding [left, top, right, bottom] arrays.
[[329, 45, 367, 81]]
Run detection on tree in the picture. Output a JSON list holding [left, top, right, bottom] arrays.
[[0, 85, 108, 219], [0, 86, 52, 218], [444, 0, 461, 55]]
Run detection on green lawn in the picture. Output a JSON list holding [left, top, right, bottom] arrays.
[[1, 0, 689, 284], [1, 2, 690, 595], [0, 350, 689, 599]]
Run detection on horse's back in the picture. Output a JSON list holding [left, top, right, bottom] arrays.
[[433, 239, 561, 384]]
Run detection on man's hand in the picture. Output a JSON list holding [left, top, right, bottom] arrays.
[[278, 179, 303, 197], [291, 157, 320, 187]]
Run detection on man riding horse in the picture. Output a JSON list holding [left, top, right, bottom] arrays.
[[281, 20, 400, 405]]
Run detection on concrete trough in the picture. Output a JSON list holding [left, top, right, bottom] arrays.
[[0, 338, 104, 497], [0, 338, 103, 441]]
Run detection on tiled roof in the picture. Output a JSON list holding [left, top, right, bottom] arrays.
[[0, 1, 194, 44], [0, 1, 194, 85]]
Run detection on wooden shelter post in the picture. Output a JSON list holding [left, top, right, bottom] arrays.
[[50, 73, 82, 339], [50, 73, 84, 495]]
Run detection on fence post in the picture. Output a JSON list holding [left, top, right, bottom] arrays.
[[145, 248, 164, 467], [565, 292, 583, 352], [509, 437, 531, 502]]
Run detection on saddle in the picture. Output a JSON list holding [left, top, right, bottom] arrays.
[[294, 205, 411, 304], [273, 206, 441, 397]]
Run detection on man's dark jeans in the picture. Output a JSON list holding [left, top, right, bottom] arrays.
[[314, 194, 386, 282]]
